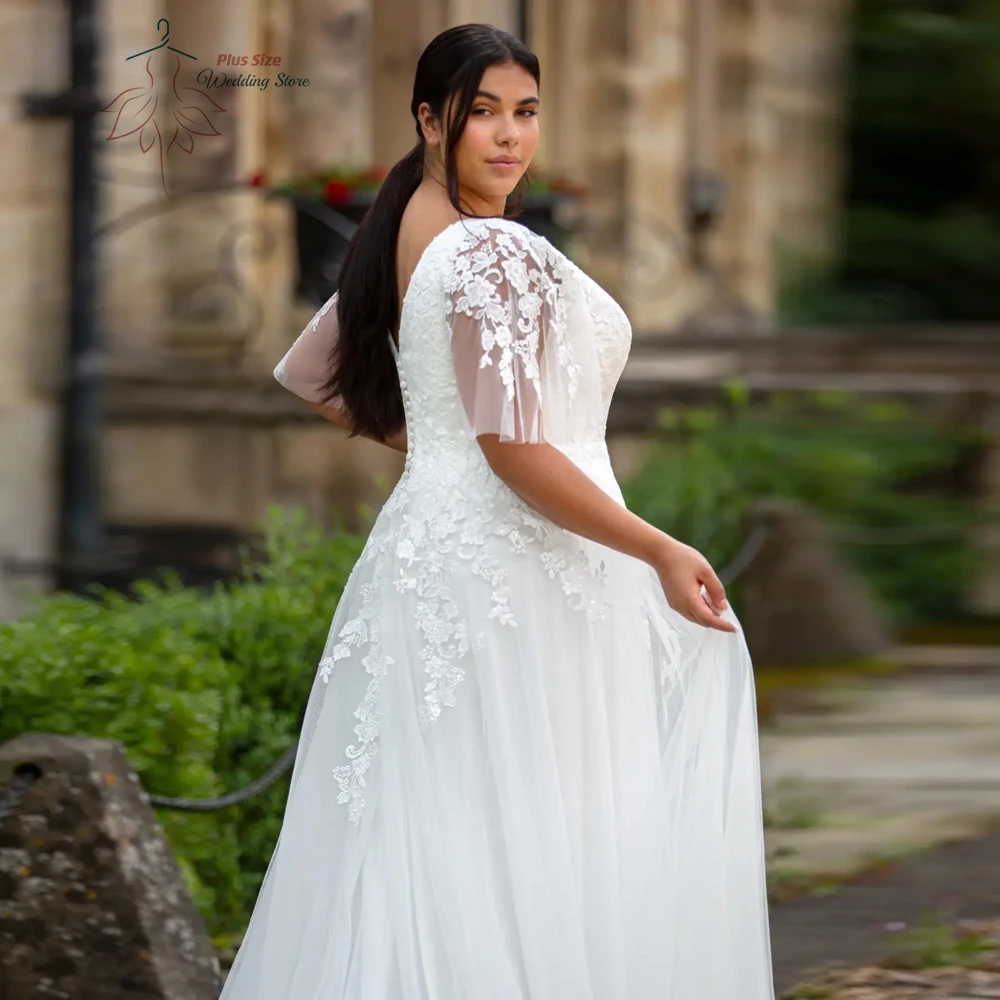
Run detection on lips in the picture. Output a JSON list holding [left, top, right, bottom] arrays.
[[488, 158, 519, 165]]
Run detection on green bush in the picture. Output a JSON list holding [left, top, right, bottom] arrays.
[[0, 504, 367, 936], [620, 386, 984, 627]]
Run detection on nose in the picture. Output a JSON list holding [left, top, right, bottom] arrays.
[[496, 111, 520, 145]]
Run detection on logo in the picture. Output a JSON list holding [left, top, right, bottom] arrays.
[[102, 19, 309, 198]]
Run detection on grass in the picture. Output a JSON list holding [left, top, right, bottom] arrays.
[[783, 986, 836, 999], [764, 797, 826, 831], [882, 914, 994, 970]]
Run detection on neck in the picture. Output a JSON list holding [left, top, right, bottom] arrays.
[[420, 172, 505, 219]]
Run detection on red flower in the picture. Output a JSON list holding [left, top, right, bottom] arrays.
[[250, 170, 268, 187], [324, 180, 353, 206]]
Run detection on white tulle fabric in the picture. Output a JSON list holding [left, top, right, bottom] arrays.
[[273, 290, 344, 409], [224, 216, 775, 1000]]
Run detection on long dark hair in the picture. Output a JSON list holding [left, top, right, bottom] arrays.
[[320, 23, 540, 442]]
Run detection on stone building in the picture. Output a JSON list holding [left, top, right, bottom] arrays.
[[0, 0, 851, 617]]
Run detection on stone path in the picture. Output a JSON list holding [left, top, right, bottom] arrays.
[[770, 829, 1000, 992], [761, 663, 1000, 888], [779, 918, 1000, 999], [761, 654, 1000, 992]]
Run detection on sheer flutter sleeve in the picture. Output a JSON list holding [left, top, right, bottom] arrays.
[[445, 221, 602, 445], [274, 291, 343, 408]]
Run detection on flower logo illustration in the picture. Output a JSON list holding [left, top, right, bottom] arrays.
[[102, 23, 226, 198]]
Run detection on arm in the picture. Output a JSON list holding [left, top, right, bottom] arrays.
[[446, 221, 732, 632], [480, 437, 664, 563], [480, 438, 735, 633], [275, 291, 406, 455]]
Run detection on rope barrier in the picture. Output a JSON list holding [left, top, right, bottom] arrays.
[[147, 742, 300, 812]]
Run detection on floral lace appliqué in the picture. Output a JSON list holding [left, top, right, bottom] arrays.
[[448, 227, 582, 409], [318, 572, 394, 826]]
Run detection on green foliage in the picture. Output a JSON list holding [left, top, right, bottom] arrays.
[[781, 0, 1000, 322], [883, 913, 995, 969], [0, 505, 367, 935], [620, 389, 984, 627]]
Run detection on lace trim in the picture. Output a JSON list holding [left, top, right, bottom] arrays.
[[317, 574, 394, 826], [447, 224, 582, 409], [315, 294, 336, 327]]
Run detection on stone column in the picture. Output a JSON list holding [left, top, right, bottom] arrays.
[[762, 0, 852, 277], [156, 0, 259, 363], [447, 0, 519, 32], [289, 0, 372, 171], [0, 0, 70, 619], [713, 0, 775, 324], [373, 0, 445, 168], [99, 0, 171, 370], [621, 0, 694, 332], [531, 0, 630, 307]]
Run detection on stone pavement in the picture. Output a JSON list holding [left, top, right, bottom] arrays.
[[762, 660, 1000, 886], [778, 918, 1000, 999], [761, 652, 1000, 991], [770, 831, 1000, 993]]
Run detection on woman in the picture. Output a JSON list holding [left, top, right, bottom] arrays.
[[221, 22, 775, 1000]]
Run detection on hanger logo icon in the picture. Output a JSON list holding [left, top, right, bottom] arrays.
[[101, 19, 226, 198]]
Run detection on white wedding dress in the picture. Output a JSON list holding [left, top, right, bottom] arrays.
[[220, 216, 775, 999]]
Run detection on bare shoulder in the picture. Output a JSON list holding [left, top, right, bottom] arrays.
[[398, 203, 457, 268]]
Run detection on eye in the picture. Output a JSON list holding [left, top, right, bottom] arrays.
[[471, 107, 538, 117]]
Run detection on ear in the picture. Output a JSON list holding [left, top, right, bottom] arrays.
[[418, 104, 441, 147]]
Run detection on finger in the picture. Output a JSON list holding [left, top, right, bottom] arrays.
[[700, 571, 728, 611], [677, 606, 699, 626], [690, 600, 738, 634]]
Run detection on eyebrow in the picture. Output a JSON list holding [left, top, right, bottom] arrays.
[[474, 90, 539, 106]]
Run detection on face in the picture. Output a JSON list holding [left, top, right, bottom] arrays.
[[427, 61, 540, 202]]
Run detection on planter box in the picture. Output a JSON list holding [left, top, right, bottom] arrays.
[[292, 192, 579, 308], [291, 197, 364, 307]]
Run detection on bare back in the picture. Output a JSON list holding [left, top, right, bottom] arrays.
[[392, 191, 465, 347]]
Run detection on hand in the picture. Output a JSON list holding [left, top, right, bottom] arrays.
[[650, 536, 738, 634]]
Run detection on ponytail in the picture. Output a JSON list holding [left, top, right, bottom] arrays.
[[319, 141, 424, 442]]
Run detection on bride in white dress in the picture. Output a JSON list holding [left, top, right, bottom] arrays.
[[220, 22, 774, 1000]]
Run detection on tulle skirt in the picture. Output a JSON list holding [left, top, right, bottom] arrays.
[[219, 449, 775, 1000]]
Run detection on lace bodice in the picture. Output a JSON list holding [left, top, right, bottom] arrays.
[[393, 216, 632, 470]]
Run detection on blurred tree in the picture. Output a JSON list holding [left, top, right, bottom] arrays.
[[781, 0, 1000, 323]]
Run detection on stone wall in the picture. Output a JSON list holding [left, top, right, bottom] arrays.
[[0, 0, 69, 619]]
